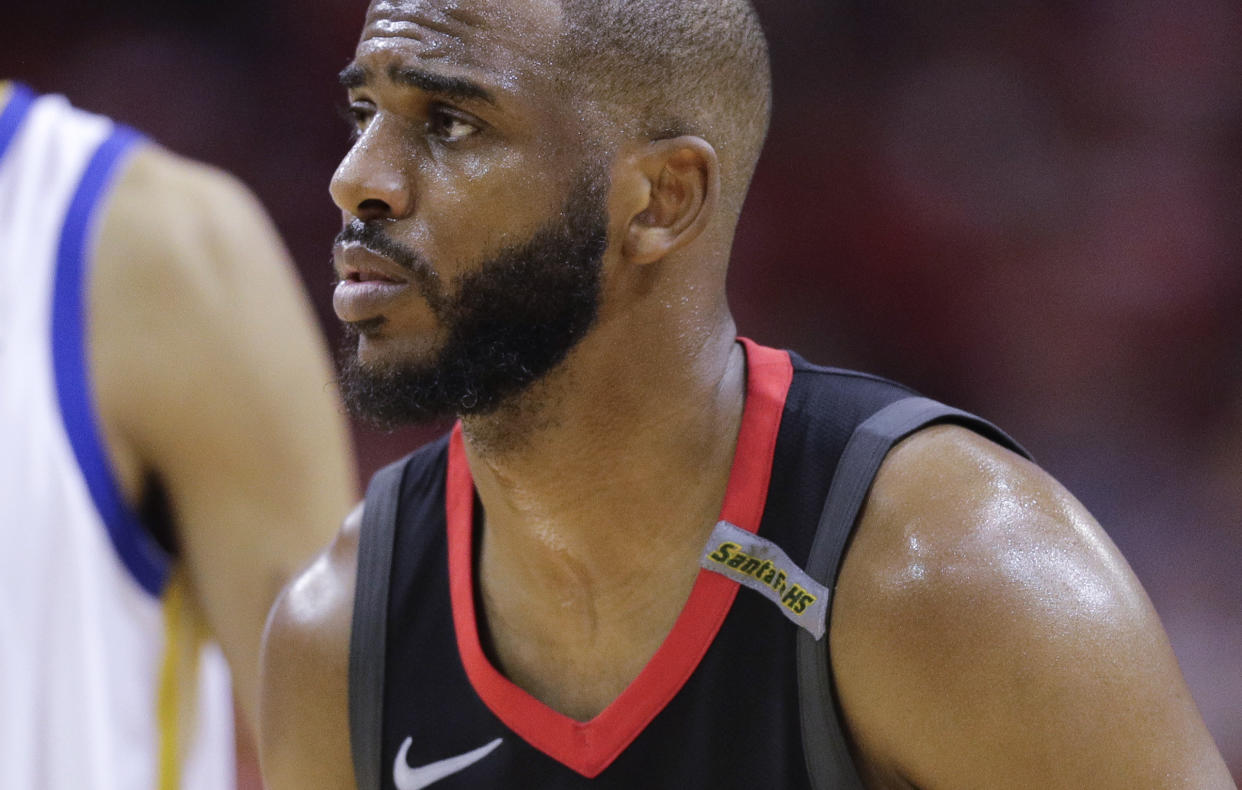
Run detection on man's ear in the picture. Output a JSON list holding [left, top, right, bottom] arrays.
[[619, 136, 720, 265]]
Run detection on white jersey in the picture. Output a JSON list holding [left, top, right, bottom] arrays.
[[0, 83, 235, 790]]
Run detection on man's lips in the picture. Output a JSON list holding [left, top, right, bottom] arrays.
[[333, 245, 412, 323], [333, 242, 411, 284]]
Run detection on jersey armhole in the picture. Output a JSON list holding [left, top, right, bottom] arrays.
[[51, 122, 170, 598]]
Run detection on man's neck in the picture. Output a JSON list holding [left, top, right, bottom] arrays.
[[458, 320, 748, 718], [461, 322, 746, 622]]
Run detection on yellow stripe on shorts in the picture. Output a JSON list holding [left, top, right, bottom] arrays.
[[157, 570, 209, 790]]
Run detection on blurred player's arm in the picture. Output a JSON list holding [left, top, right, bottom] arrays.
[[259, 504, 361, 790], [90, 144, 357, 732], [831, 425, 1234, 789]]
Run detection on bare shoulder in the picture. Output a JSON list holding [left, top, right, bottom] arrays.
[[91, 141, 324, 444], [260, 502, 364, 790], [91, 143, 299, 497], [88, 141, 355, 728], [830, 425, 1232, 788], [267, 500, 362, 652], [100, 143, 280, 265], [91, 142, 309, 341]]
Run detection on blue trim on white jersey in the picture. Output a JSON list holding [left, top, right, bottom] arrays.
[[52, 123, 171, 598], [0, 82, 36, 161]]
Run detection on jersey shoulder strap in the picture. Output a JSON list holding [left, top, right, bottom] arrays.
[[349, 456, 409, 790], [797, 396, 1031, 789]]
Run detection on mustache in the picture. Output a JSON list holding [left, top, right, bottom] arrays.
[[334, 220, 436, 280]]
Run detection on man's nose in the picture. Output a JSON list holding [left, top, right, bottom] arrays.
[[329, 121, 414, 221]]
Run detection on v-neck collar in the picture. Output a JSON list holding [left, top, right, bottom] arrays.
[[445, 338, 793, 777]]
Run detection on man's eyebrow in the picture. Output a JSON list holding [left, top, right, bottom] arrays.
[[391, 66, 496, 105], [338, 64, 368, 89], [338, 63, 496, 106]]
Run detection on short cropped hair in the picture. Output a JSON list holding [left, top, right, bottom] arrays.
[[557, 0, 772, 213]]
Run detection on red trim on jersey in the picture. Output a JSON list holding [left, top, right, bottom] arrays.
[[446, 338, 793, 777]]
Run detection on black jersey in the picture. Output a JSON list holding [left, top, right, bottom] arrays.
[[353, 340, 929, 788]]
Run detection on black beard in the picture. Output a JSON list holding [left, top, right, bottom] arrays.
[[336, 168, 609, 429]]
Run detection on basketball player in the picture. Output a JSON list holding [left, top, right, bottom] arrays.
[[0, 81, 355, 789], [259, 1, 1235, 787]]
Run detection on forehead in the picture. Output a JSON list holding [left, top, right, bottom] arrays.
[[355, 0, 566, 89]]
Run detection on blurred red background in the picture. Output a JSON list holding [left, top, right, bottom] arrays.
[[4, 0, 1238, 783]]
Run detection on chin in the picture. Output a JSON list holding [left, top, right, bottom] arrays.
[[349, 324, 444, 370]]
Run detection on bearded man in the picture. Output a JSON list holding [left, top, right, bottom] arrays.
[[258, 1, 1235, 788]]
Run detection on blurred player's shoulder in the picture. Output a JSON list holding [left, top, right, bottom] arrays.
[[96, 141, 293, 290], [91, 137, 325, 507]]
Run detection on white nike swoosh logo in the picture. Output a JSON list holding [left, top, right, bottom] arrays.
[[393, 736, 503, 790]]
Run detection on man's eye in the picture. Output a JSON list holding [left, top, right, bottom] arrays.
[[428, 108, 480, 143], [340, 102, 374, 139]]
